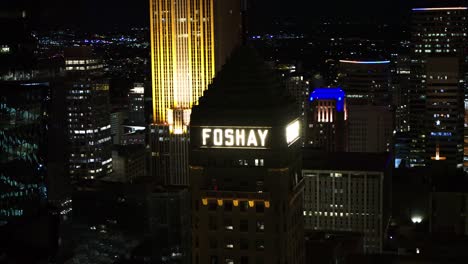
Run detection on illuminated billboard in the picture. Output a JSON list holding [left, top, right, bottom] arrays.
[[201, 127, 270, 149], [199, 120, 301, 149]]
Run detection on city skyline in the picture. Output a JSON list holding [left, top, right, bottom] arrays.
[[2, 0, 468, 263], [16, 0, 468, 31]]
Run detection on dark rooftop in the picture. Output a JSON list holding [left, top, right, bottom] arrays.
[[191, 46, 299, 126], [303, 150, 391, 172], [64, 46, 93, 59]]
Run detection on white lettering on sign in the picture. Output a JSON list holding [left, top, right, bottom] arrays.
[[201, 128, 269, 148], [214, 129, 223, 146], [202, 128, 211, 145], [258, 129, 268, 146], [225, 129, 234, 146], [247, 130, 257, 146], [236, 129, 245, 146]]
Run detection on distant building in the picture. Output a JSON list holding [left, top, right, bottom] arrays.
[[190, 47, 304, 264], [110, 109, 127, 145], [302, 151, 392, 253], [121, 127, 146, 146], [147, 186, 191, 264], [305, 88, 347, 151], [304, 230, 363, 264], [65, 47, 112, 180], [337, 59, 394, 154], [393, 54, 411, 133], [394, 132, 412, 168], [347, 105, 393, 153], [128, 83, 145, 126], [409, 6, 468, 168], [338, 60, 392, 106], [425, 57, 464, 169], [284, 73, 310, 113], [111, 145, 146, 183]]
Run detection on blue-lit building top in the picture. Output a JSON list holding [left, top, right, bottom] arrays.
[[309, 88, 346, 112]]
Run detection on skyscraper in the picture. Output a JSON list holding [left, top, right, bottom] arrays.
[[65, 47, 113, 181], [426, 57, 464, 169], [337, 60, 394, 154], [190, 47, 304, 264], [409, 6, 468, 168], [1, 9, 71, 261], [393, 54, 411, 133], [149, 0, 242, 185], [147, 186, 191, 263], [128, 83, 146, 126], [338, 60, 392, 106], [305, 88, 347, 151], [1, 82, 49, 224]]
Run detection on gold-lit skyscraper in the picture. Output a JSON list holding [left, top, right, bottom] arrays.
[[149, 0, 242, 185]]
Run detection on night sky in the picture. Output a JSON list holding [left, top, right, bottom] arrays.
[[22, 0, 467, 31]]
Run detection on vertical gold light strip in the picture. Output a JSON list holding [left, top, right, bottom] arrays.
[[199, 0, 206, 103], [149, 0, 156, 123], [157, 0, 165, 123], [209, 0, 215, 79], [171, 0, 177, 108], [187, 0, 193, 106], [192, 0, 199, 108]]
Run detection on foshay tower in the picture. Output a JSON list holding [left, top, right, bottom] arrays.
[[190, 47, 305, 264]]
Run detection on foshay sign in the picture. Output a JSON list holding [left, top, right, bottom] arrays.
[[201, 128, 269, 149]]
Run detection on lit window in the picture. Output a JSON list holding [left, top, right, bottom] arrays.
[[224, 218, 234, 230], [256, 220, 264, 232], [255, 240, 264, 251]]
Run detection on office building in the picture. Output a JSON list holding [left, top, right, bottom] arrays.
[[1, 9, 72, 261], [302, 151, 391, 253], [1, 82, 50, 224], [284, 73, 310, 113], [338, 60, 392, 106], [190, 47, 304, 264], [409, 6, 468, 168], [304, 230, 363, 264], [147, 186, 191, 264], [65, 47, 112, 180], [337, 59, 394, 154], [394, 132, 412, 168], [149, 0, 242, 186], [111, 145, 146, 183], [425, 57, 464, 169], [393, 54, 411, 133], [305, 87, 347, 151], [111, 109, 128, 145], [122, 128, 146, 146], [128, 83, 146, 126], [347, 105, 393, 153]]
